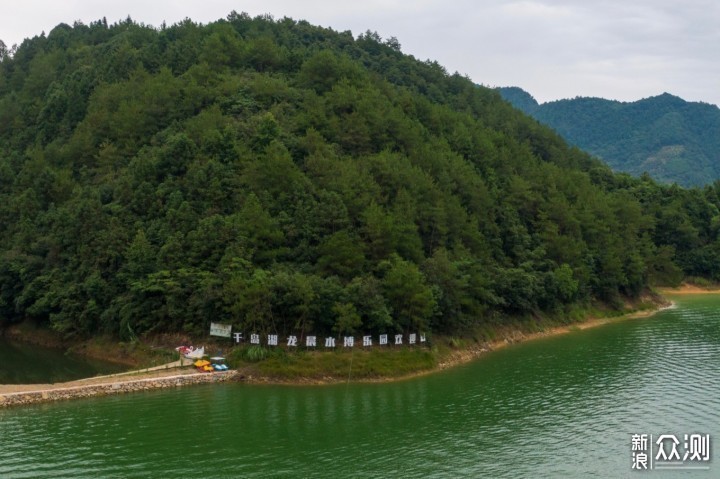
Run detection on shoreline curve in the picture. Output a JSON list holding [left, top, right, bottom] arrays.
[[0, 295, 691, 406]]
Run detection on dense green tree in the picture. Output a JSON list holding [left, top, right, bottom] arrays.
[[381, 255, 436, 333], [499, 87, 720, 186], [316, 230, 365, 279], [1, 13, 718, 340]]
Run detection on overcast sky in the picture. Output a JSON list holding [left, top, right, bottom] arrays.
[[2, 0, 719, 106]]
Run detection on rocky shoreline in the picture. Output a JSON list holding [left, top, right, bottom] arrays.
[[0, 370, 238, 408], [1, 292, 682, 407]]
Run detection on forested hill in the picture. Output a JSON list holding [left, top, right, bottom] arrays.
[[1, 14, 720, 342], [498, 86, 720, 186]]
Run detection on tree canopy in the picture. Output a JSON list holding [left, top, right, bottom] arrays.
[[498, 86, 720, 186], [0, 14, 717, 340]]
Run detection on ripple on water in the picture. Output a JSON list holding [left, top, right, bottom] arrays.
[[1, 299, 719, 478]]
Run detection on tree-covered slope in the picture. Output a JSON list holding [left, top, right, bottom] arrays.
[[498, 87, 720, 186], [1, 14, 718, 341]]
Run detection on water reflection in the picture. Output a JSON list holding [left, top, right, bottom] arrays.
[[1, 296, 718, 477], [0, 337, 127, 383]]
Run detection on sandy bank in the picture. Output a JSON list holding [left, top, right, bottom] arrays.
[[658, 284, 720, 295], [429, 305, 672, 376]]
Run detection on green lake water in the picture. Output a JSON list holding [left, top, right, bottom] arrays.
[[0, 338, 127, 384], [1, 295, 718, 477]]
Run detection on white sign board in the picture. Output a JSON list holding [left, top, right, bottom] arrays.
[[210, 322, 232, 338]]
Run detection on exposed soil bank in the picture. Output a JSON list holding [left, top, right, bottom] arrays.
[[658, 284, 720, 294], [1, 324, 194, 368], [236, 298, 673, 386], [431, 304, 672, 375], [0, 293, 676, 404]]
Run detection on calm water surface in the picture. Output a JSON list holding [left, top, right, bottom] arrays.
[[0, 338, 127, 384], [1, 295, 718, 477]]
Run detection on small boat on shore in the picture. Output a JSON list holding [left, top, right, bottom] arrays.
[[185, 347, 205, 359], [193, 359, 214, 372], [176, 346, 205, 359]]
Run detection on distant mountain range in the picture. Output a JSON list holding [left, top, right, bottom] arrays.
[[497, 87, 720, 186]]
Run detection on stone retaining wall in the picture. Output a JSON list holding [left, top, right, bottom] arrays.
[[0, 371, 238, 408]]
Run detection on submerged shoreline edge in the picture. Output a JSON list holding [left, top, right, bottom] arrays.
[[0, 370, 238, 408], [0, 288, 704, 408]]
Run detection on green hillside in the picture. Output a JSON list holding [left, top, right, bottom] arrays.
[[498, 87, 720, 186], [1, 14, 719, 341]]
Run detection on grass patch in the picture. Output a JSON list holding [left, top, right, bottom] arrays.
[[475, 325, 497, 342], [229, 347, 437, 380], [236, 345, 270, 362], [685, 276, 715, 288]]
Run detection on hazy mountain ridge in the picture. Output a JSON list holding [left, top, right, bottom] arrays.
[[498, 87, 720, 186]]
